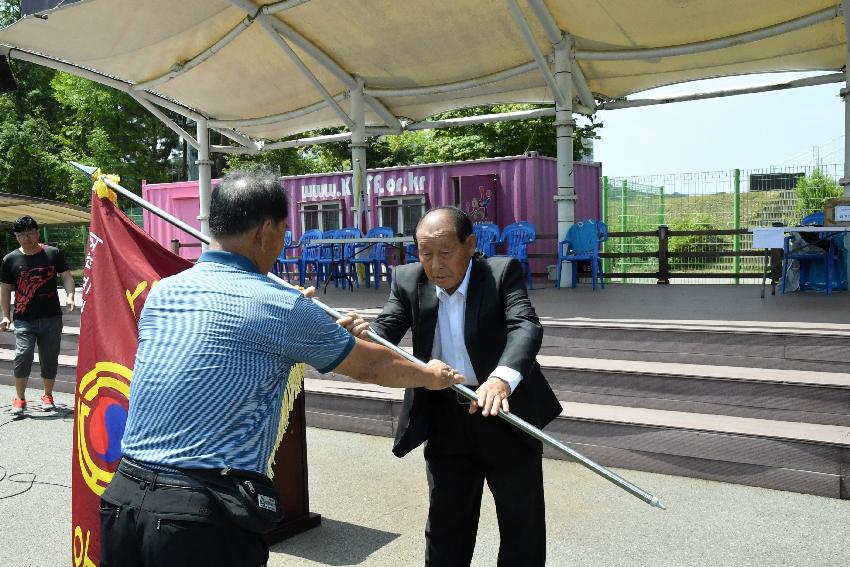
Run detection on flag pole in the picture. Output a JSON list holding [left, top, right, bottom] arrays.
[[71, 162, 666, 510]]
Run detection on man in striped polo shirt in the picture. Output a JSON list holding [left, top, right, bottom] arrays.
[[100, 169, 463, 567]]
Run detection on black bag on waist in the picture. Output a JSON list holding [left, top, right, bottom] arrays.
[[181, 467, 284, 533]]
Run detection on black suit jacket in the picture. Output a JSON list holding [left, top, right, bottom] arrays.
[[371, 255, 562, 458]]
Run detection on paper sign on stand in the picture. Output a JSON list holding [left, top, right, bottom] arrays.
[[752, 228, 786, 249]]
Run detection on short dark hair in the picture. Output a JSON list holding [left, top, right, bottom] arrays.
[[12, 216, 38, 233], [209, 168, 288, 237], [416, 206, 473, 244]]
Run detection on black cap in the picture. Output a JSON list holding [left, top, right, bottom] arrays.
[[12, 216, 38, 233]]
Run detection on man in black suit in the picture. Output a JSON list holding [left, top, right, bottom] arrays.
[[339, 206, 562, 566]]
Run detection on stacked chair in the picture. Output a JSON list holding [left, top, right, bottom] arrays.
[[273, 230, 299, 282], [472, 222, 500, 257], [317, 228, 361, 289], [496, 221, 537, 288], [347, 226, 394, 289]]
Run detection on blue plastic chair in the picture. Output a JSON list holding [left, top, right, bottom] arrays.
[[273, 230, 301, 282], [318, 228, 361, 288], [557, 220, 608, 290], [472, 223, 500, 257], [295, 229, 323, 286], [801, 211, 825, 226], [497, 221, 537, 288], [315, 229, 338, 285], [347, 226, 394, 289], [405, 243, 419, 263], [782, 212, 840, 294]]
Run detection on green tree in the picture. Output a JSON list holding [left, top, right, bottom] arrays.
[[234, 105, 602, 175], [0, 1, 69, 199], [422, 104, 601, 163], [0, 0, 18, 26], [50, 73, 182, 204], [795, 168, 841, 220], [223, 147, 314, 177]]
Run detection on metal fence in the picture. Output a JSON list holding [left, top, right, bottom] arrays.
[[601, 164, 843, 283]]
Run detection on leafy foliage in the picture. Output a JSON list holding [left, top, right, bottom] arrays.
[[668, 215, 728, 270], [422, 104, 601, 163], [795, 168, 841, 220]]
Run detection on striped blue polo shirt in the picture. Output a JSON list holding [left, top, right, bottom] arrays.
[[121, 250, 355, 473]]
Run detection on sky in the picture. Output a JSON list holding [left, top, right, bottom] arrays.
[[591, 71, 844, 178]]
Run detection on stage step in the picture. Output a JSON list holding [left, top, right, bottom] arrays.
[[302, 378, 850, 499], [340, 313, 850, 371], [305, 352, 850, 427], [538, 318, 850, 371]]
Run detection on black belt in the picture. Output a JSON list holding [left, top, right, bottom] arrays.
[[433, 387, 478, 405], [118, 458, 207, 490]]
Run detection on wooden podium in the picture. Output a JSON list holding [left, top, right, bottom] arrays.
[[263, 388, 321, 543]]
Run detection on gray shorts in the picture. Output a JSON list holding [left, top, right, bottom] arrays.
[[14, 315, 63, 379]]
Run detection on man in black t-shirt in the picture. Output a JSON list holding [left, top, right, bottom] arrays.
[[1, 216, 76, 414]]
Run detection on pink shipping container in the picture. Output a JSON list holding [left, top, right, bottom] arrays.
[[142, 153, 601, 283]]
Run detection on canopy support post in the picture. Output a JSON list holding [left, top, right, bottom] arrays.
[[839, 0, 850, 197], [197, 117, 212, 250], [554, 37, 575, 288], [350, 78, 368, 232]]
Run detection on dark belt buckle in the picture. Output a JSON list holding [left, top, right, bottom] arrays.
[[455, 391, 472, 405]]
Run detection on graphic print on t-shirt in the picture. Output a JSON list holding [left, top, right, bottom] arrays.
[[15, 266, 56, 315]]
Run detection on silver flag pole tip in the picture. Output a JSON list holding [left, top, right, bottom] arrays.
[[69, 161, 99, 178], [652, 497, 666, 510]]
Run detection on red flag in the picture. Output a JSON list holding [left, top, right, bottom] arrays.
[[72, 191, 192, 566]]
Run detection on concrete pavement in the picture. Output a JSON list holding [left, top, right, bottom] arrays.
[[2, 385, 849, 567]]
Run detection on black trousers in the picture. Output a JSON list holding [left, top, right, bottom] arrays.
[[100, 459, 268, 567], [423, 392, 546, 567]]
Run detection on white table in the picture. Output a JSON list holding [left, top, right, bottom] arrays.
[[750, 226, 850, 298]]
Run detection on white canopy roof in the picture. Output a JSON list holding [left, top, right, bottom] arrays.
[[0, 193, 89, 227], [0, 0, 845, 143]]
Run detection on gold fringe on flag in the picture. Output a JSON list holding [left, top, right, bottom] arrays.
[[266, 362, 306, 478], [91, 169, 120, 204]]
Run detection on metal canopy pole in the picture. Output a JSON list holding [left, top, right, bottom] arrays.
[[70, 161, 665, 510], [555, 37, 576, 288], [526, 0, 594, 110], [350, 79, 368, 231], [211, 127, 260, 152], [256, 17, 355, 130], [209, 95, 344, 129], [196, 117, 212, 250], [364, 61, 540, 98], [263, 0, 312, 14], [843, 0, 850, 196], [3, 48, 204, 123], [407, 107, 555, 130], [599, 72, 845, 110], [130, 17, 254, 92], [506, 0, 568, 108], [128, 93, 200, 151], [576, 5, 841, 61]]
